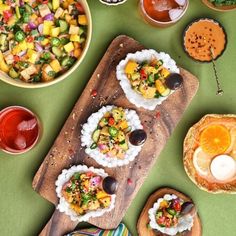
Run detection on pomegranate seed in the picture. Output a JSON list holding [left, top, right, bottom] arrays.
[[91, 89, 97, 97]]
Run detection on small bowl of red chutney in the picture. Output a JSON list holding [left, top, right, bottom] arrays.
[[0, 106, 40, 154]]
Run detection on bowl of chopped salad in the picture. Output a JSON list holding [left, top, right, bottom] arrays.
[[0, 0, 92, 88], [202, 0, 236, 11]]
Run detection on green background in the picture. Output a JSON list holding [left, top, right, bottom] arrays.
[[1, 0, 236, 235]]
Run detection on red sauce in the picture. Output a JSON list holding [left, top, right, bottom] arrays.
[[0, 106, 39, 153], [143, 0, 179, 22]]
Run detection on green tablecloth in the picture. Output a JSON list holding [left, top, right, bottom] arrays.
[[1, 0, 236, 235]]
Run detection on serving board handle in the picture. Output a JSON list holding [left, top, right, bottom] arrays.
[[39, 209, 77, 236]]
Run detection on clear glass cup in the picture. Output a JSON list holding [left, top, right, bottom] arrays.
[[0, 106, 41, 154], [139, 0, 189, 27]]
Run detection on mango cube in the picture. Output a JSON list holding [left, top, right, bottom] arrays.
[[64, 42, 74, 53], [43, 21, 53, 35], [41, 38, 50, 46], [78, 15, 87, 25], [27, 49, 38, 64], [52, 0, 60, 10], [27, 42, 34, 49], [125, 61, 138, 74], [70, 34, 80, 42], [69, 25, 79, 35], [50, 59, 61, 73], [51, 27, 60, 37], [19, 40, 28, 51]]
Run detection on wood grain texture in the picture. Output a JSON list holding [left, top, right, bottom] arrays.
[[32, 35, 199, 236], [137, 188, 202, 236]]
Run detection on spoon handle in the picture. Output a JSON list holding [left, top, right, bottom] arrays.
[[210, 47, 224, 95]]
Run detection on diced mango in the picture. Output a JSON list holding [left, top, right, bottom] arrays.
[[96, 191, 109, 199], [43, 21, 53, 35], [69, 19, 77, 26], [41, 38, 50, 46], [19, 40, 28, 51], [12, 45, 21, 55], [27, 42, 34, 49], [69, 25, 79, 35], [78, 15, 87, 25], [52, 0, 60, 10], [155, 80, 166, 94], [0, 4, 11, 14], [54, 7, 64, 19], [50, 59, 61, 73], [7, 15, 17, 27], [99, 196, 111, 207], [70, 34, 80, 42], [65, 14, 72, 23], [73, 48, 82, 58], [125, 61, 138, 74], [118, 120, 128, 130], [0, 51, 9, 73], [160, 67, 170, 79], [27, 49, 38, 64], [31, 13, 38, 21], [64, 42, 74, 53], [51, 27, 60, 37]]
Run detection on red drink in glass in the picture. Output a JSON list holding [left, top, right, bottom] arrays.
[[139, 0, 189, 27], [0, 106, 40, 154]]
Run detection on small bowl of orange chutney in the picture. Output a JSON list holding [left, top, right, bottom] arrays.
[[183, 18, 227, 62]]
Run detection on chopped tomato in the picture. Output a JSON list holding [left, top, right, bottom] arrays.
[[3, 10, 12, 22], [86, 171, 93, 177], [27, 36, 34, 43], [157, 216, 166, 226], [173, 201, 181, 212], [24, 24, 31, 32], [37, 17, 43, 24], [140, 68, 147, 80], [13, 55, 20, 62], [37, 0, 48, 4], [165, 218, 171, 228], [75, 3, 84, 13], [108, 117, 115, 126]]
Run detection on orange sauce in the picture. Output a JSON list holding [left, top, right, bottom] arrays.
[[184, 19, 226, 62]]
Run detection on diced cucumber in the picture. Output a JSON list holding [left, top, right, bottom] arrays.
[[167, 208, 176, 216], [90, 143, 97, 149], [79, 37, 85, 43], [61, 56, 75, 67], [99, 117, 108, 127], [160, 88, 171, 97], [31, 29, 39, 36], [15, 6, 21, 19], [92, 129, 100, 143], [52, 46, 62, 57], [59, 20, 68, 33], [48, 2, 53, 10], [9, 67, 19, 79], [119, 142, 128, 151], [131, 72, 140, 81], [0, 34, 8, 52], [78, 28, 84, 35], [156, 211, 163, 218], [25, 4, 32, 13], [118, 131, 125, 142], [148, 74, 154, 83]]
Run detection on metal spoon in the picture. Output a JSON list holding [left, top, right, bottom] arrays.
[[209, 47, 224, 96]]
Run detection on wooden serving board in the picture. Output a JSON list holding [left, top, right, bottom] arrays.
[[32, 35, 199, 236], [137, 188, 202, 236]]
